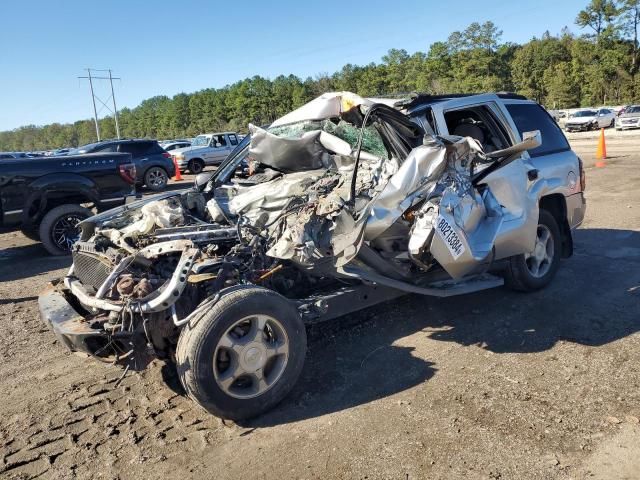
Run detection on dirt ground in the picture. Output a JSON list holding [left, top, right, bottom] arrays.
[[1, 135, 639, 480]]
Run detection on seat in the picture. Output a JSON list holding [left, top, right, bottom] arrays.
[[453, 123, 485, 144]]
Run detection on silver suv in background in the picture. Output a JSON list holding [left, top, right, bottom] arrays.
[[171, 132, 240, 173], [615, 105, 640, 130]]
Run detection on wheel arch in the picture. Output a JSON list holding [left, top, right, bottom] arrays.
[[22, 183, 97, 228], [539, 193, 573, 258]]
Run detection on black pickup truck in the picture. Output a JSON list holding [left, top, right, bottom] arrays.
[[0, 153, 136, 255]]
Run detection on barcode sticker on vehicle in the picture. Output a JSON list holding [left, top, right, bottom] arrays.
[[435, 216, 466, 260]]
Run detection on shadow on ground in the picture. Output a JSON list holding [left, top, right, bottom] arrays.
[[245, 296, 437, 427], [0, 243, 71, 282], [244, 228, 639, 426]]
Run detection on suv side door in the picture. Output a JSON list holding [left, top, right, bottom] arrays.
[[428, 94, 539, 258]]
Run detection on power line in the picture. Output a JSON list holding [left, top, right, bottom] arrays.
[[77, 68, 121, 141]]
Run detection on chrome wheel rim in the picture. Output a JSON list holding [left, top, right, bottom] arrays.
[[147, 168, 167, 188], [525, 224, 554, 278], [51, 214, 84, 251], [213, 314, 289, 399]]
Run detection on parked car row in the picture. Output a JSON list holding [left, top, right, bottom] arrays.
[[68, 139, 176, 191], [546, 104, 640, 132]]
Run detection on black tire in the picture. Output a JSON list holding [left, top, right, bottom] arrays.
[[20, 227, 40, 241], [144, 166, 169, 191], [176, 286, 307, 420], [504, 210, 562, 292], [609, 119, 615, 128], [38, 204, 92, 256], [188, 159, 205, 174]]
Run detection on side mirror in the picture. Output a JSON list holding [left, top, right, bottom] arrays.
[[194, 171, 215, 191]]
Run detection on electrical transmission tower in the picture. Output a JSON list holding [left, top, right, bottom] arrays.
[[78, 68, 121, 141]]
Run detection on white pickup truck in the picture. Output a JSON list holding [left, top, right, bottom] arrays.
[[171, 132, 240, 174]]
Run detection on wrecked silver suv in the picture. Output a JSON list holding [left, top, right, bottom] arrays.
[[40, 92, 586, 420]]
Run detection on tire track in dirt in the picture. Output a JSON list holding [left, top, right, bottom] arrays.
[[0, 363, 228, 479]]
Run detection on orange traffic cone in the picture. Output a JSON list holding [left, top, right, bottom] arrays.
[[595, 128, 607, 168], [172, 156, 183, 181]]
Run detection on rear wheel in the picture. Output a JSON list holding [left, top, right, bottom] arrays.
[[188, 159, 204, 174], [38, 204, 92, 256], [504, 210, 562, 292], [144, 166, 169, 191], [176, 286, 307, 420]]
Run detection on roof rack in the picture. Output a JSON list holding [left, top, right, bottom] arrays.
[[398, 92, 528, 110]]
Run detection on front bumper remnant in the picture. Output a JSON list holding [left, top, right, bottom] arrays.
[[39, 282, 108, 356]]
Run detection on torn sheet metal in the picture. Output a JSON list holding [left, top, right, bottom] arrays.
[[270, 91, 372, 128], [248, 125, 330, 173]]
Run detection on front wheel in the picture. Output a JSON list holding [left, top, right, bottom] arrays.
[[188, 159, 204, 174], [176, 286, 307, 420], [38, 204, 92, 255], [504, 210, 562, 292]]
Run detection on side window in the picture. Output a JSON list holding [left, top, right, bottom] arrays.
[[505, 103, 570, 157], [214, 135, 227, 147], [228, 134, 238, 146], [118, 142, 153, 157], [95, 144, 117, 153], [443, 105, 511, 153]]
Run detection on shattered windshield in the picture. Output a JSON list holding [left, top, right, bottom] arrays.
[[268, 120, 388, 158], [192, 135, 210, 147]]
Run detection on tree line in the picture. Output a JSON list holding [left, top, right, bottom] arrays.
[[2, 0, 639, 152]]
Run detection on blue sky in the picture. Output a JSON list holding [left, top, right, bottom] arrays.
[[0, 0, 588, 131]]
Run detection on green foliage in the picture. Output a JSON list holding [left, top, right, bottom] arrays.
[[3, 2, 640, 151]]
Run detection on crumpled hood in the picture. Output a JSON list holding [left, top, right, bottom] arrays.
[[80, 191, 184, 232], [619, 111, 640, 119]]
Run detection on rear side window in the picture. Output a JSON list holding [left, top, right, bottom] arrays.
[[95, 144, 117, 153], [118, 142, 156, 157], [228, 134, 238, 146], [505, 103, 570, 157]]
